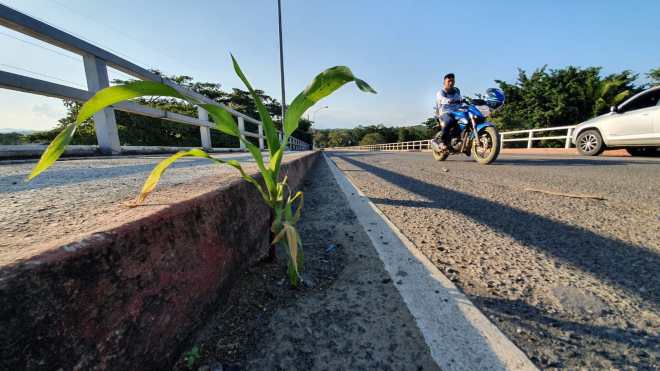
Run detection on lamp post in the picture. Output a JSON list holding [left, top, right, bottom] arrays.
[[277, 0, 286, 119], [309, 105, 329, 122]]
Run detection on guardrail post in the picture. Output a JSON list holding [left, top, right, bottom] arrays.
[[197, 107, 212, 150], [237, 117, 246, 150], [500, 133, 504, 151], [83, 55, 120, 155], [565, 128, 573, 148], [258, 124, 264, 149], [527, 131, 534, 149]]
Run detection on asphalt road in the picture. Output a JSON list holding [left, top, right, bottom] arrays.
[[0, 151, 311, 265], [327, 151, 659, 370]]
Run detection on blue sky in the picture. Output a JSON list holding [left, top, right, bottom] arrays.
[[1, 0, 659, 131]]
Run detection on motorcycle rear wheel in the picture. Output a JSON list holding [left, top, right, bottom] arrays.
[[471, 126, 500, 165]]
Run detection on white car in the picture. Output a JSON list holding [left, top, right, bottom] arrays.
[[572, 86, 660, 156]]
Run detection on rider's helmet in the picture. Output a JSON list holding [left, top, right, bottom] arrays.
[[485, 88, 505, 110]]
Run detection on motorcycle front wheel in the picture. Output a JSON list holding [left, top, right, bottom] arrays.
[[471, 126, 500, 165]]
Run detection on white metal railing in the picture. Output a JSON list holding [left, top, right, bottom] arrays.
[[500, 125, 575, 149], [330, 125, 577, 152], [0, 4, 309, 155]]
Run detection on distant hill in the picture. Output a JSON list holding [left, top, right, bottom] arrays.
[[0, 128, 36, 134]]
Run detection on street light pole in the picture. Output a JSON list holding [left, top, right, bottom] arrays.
[[277, 0, 286, 122], [310, 105, 329, 123]]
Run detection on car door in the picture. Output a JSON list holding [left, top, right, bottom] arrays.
[[605, 89, 659, 145], [652, 97, 660, 145]]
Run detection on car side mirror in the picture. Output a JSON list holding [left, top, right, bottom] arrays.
[[610, 105, 618, 113]]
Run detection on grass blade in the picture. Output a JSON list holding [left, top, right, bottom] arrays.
[[231, 54, 281, 156]]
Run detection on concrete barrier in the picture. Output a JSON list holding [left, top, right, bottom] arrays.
[[0, 151, 319, 370]]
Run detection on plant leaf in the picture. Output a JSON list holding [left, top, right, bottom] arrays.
[[137, 149, 212, 203], [269, 146, 284, 176], [27, 122, 77, 180], [200, 104, 240, 137], [231, 54, 280, 156], [239, 137, 276, 196], [225, 159, 270, 205], [78, 81, 186, 123], [283, 66, 376, 142], [136, 148, 268, 205], [29, 81, 189, 181], [290, 191, 304, 224]]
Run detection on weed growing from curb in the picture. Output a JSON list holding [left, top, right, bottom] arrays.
[[28, 55, 375, 286]]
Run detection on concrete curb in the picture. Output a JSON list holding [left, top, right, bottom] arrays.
[[0, 151, 319, 370], [324, 153, 537, 371]]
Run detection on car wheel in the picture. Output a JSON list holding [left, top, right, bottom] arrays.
[[626, 147, 660, 157], [576, 130, 604, 156]]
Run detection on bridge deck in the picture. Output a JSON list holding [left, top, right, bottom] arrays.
[[0, 151, 313, 265], [327, 151, 659, 370]]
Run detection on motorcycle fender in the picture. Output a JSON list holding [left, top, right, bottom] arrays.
[[470, 122, 495, 139], [476, 121, 495, 132]]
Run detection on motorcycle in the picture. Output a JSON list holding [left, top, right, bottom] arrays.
[[430, 88, 505, 165]]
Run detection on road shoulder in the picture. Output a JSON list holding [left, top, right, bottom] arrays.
[[325, 153, 537, 371]]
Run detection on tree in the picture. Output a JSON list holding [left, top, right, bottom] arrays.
[[327, 130, 352, 147], [313, 130, 329, 148], [360, 132, 386, 145], [648, 68, 660, 86], [491, 65, 642, 131]]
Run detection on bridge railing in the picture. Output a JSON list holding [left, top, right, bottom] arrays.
[[0, 4, 309, 155], [329, 125, 577, 152], [501, 125, 575, 149]]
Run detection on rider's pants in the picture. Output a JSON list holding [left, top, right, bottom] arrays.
[[438, 113, 457, 145]]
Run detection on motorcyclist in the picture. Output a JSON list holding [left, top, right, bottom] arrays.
[[435, 73, 462, 150]]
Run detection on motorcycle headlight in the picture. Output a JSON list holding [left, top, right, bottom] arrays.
[[476, 105, 491, 117]]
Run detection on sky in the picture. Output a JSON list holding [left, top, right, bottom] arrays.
[[0, 0, 659, 131]]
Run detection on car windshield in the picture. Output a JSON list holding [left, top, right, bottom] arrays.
[[620, 88, 660, 112]]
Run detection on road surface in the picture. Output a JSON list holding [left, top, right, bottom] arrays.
[[327, 151, 659, 370]]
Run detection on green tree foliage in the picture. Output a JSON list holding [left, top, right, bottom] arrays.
[[327, 130, 352, 147], [359, 132, 386, 145], [492, 66, 641, 130], [647, 68, 660, 86], [0, 132, 25, 145]]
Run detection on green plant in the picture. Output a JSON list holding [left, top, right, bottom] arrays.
[[27, 55, 375, 286], [183, 346, 201, 369]]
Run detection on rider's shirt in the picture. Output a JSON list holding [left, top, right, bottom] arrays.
[[436, 87, 462, 114]]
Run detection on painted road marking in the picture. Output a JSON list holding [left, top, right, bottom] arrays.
[[324, 153, 537, 371]]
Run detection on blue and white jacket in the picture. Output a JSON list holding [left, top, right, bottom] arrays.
[[436, 87, 462, 114]]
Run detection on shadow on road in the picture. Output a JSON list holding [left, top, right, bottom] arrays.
[[333, 154, 659, 305], [472, 295, 655, 369]]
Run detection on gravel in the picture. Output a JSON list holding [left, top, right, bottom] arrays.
[[328, 151, 660, 370]]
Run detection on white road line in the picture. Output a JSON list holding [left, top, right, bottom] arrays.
[[324, 153, 537, 371]]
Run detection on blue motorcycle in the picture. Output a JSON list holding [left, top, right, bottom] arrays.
[[430, 88, 505, 164]]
